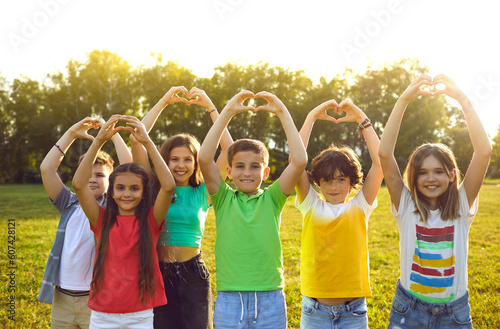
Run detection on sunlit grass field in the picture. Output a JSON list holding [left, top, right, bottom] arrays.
[[1, 182, 499, 328]]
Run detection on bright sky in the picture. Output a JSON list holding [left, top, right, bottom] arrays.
[[1, 0, 499, 137]]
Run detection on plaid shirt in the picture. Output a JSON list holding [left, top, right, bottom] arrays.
[[38, 186, 104, 304]]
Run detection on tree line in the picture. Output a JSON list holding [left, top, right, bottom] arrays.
[[0, 50, 499, 183]]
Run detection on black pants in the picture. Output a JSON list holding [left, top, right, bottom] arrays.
[[153, 252, 213, 329]]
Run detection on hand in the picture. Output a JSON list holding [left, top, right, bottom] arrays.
[[95, 115, 129, 142], [336, 101, 367, 124], [400, 74, 434, 102], [432, 74, 468, 104], [222, 90, 256, 115], [68, 117, 102, 141], [308, 99, 339, 123], [254, 91, 286, 115], [187, 87, 216, 110], [162, 86, 190, 105], [122, 116, 152, 145]]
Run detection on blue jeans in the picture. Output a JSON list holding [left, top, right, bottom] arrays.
[[153, 252, 213, 329], [388, 280, 472, 328], [300, 296, 368, 329], [214, 289, 287, 328]]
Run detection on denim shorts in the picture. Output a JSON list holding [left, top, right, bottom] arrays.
[[388, 280, 472, 329], [153, 252, 213, 329], [214, 289, 287, 329], [300, 295, 368, 329]]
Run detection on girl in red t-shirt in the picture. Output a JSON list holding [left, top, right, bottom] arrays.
[[73, 115, 176, 328]]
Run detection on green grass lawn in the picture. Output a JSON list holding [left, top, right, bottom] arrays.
[[1, 182, 499, 328]]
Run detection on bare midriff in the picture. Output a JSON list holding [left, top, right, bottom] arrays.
[[157, 245, 200, 263], [316, 297, 357, 306]]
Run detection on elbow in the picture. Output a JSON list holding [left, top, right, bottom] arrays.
[[72, 177, 85, 192]]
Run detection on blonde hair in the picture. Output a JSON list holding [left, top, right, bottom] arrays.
[[403, 143, 460, 223]]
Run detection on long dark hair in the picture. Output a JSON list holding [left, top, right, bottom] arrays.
[[90, 163, 156, 304]]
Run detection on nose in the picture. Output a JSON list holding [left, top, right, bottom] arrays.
[[89, 175, 97, 183]]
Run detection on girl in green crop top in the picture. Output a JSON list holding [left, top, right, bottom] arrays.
[[131, 86, 233, 329]]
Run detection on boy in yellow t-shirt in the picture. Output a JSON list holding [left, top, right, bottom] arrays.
[[294, 100, 383, 328]]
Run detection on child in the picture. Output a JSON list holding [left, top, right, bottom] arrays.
[[378, 74, 491, 328], [72, 115, 176, 328], [38, 117, 131, 329], [295, 100, 383, 328], [198, 90, 308, 328], [131, 86, 233, 328]]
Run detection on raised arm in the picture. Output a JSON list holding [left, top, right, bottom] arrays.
[[40, 117, 100, 201], [188, 87, 234, 179], [125, 116, 176, 227], [295, 100, 339, 202], [379, 74, 434, 211], [199, 90, 255, 195], [255, 91, 308, 196], [433, 74, 492, 208], [337, 101, 383, 205], [73, 115, 127, 227], [132, 86, 189, 177], [111, 130, 132, 165]]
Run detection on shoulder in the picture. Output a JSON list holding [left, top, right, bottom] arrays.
[[295, 184, 320, 212]]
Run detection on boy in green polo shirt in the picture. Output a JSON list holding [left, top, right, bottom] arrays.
[[199, 90, 307, 328]]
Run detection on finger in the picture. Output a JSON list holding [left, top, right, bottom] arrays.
[[417, 74, 433, 84], [83, 134, 95, 141], [419, 89, 434, 97]]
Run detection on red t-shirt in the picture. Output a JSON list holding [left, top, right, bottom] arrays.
[[88, 206, 167, 313]]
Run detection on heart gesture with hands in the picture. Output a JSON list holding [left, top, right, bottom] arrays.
[[162, 86, 190, 105], [335, 101, 368, 124], [122, 116, 152, 145], [95, 115, 132, 142], [431, 74, 468, 104], [401, 74, 468, 104], [254, 91, 288, 115], [307, 99, 341, 123], [223, 90, 256, 115], [187, 87, 217, 111], [68, 117, 103, 141]]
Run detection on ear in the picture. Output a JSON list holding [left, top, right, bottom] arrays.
[[449, 168, 457, 182], [226, 165, 233, 179], [263, 167, 271, 181]]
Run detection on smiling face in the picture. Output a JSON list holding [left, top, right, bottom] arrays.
[[227, 150, 270, 196], [416, 155, 456, 209], [88, 164, 111, 200], [318, 170, 351, 204], [112, 172, 144, 215], [167, 146, 196, 186]]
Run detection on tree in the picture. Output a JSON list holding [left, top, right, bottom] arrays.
[[489, 126, 500, 178]]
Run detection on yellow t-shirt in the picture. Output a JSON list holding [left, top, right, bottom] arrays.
[[295, 185, 377, 298]]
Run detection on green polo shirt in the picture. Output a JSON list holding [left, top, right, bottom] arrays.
[[211, 180, 288, 291]]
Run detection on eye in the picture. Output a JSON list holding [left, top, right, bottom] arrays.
[[116, 186, 124, 190], [236, 164, 244, 169]]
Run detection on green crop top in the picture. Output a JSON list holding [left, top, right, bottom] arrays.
[[157, 183, 211, 248]]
